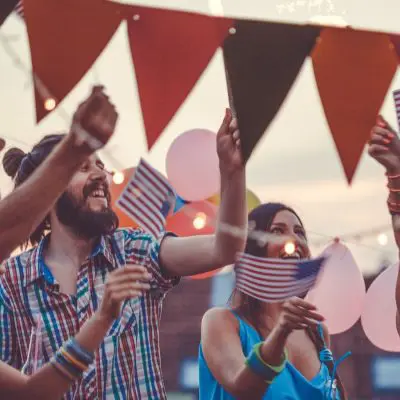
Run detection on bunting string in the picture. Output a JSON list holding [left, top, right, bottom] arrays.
[[0, 31, 394, 256]]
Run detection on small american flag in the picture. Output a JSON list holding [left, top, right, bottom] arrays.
[[116, 158, 176, 238], [393, 89, 400, 132], [234, 253, 326, 302]]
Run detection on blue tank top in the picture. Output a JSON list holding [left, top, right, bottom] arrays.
[[198, 311, 341, 400]]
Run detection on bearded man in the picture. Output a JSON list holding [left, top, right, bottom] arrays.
[[0, 104, 247, 399]]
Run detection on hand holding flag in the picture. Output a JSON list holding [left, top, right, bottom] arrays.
[[367, 91, 400, 173]]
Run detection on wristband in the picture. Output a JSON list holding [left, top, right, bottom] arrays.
[[245, 342, 287, 383]]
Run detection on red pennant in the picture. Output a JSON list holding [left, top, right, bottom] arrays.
[[126, 7, 232, 149], [23, 0, 122, 122], [312, 28, 398, 183]]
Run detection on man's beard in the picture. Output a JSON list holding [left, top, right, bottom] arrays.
[[55, 186, 119, 240]]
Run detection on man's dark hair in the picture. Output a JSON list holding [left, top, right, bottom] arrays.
[[3, 134, 66, 245]]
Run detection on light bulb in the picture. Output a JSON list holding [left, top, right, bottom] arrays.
[[112, 171, 125, 185], [193, 212, 207, 230], [377, 233, 388, 246], [44, 98, 56, 111], [284, 242, 295, 255]]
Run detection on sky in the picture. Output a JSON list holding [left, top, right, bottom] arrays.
[[1, 0, 400, 275]]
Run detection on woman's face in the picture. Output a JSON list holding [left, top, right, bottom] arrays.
[[266, 209, 310, 259]]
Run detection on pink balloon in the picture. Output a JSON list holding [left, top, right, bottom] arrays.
[[306, 242, 366, 334], [361, 264, 400, 352], [166, 129, 220, 201]]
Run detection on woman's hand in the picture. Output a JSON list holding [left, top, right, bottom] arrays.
[[97, 264, 152, 323], [217, 108, 243, 176], [368, 115, 400, 174], [276, 297, 324, 335]]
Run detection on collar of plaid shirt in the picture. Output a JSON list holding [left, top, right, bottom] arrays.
[[22, 234, 116, 287], [0, 228, 179, 400]]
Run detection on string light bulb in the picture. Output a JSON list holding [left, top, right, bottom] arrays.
[[193, 212, 207, 230], [112, 171, 125, 185], [44, 98, 56, 111], [377, 233, 388, 246], [284, 242, 295, 255]]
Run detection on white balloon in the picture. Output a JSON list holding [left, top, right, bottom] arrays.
[[306, 242, 366, 334], [361, 263, 400, 352]]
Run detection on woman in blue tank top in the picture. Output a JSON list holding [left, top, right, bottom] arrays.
[[199, 203, 348, 399]]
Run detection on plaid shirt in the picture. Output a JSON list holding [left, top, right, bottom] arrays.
[[0, 228, 179, 399]]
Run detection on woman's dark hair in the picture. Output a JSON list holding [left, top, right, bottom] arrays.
[[2, 134, 66, 245], [230, 202, 347, 398]]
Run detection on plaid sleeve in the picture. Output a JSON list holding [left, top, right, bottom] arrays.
[[147, 231, 180, 293], [123, 229, 180, 294], [0, 274, 19, 367]]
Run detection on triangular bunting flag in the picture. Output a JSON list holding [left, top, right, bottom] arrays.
[[24, 0, 122, 121], [173, 195, 189, 214], [312, 28, 398, 183], [0, 0, 18, 27], [126, 7, 232, 149], [223, 20, 320, 162]]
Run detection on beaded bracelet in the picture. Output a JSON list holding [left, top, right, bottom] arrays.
[[387, 196, 400, 215], [385, 173, 400, 215], [386, 173, 400, 180], [65, 338, 94, 365], [50, 338, 94, 381], [245, 343, 287, 384]]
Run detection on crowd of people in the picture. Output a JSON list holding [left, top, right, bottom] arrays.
[[0, 85, 398, 399]]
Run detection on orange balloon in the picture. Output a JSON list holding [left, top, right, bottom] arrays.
[[110, 167, 138, 229], [166, 201, 221, 279]]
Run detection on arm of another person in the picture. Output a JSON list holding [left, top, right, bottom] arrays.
[[0, 86, 117, 261], [160, 109, 247, 277], [0, 265, 150, 400], [395, 262, 400, 336], [368, 116, 400, 337], [0, 136, 91, 260]]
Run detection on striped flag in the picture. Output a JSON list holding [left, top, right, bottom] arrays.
[[234, 253, 326, 302], [393, 89, 400, 132], [116, 158, 176, 238]]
